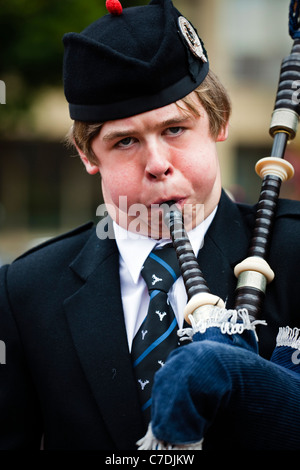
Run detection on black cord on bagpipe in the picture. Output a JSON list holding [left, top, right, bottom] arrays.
[[163, 0, 300, 325]]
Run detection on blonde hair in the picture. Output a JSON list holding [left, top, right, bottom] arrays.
[[66, 70, 231, 164]]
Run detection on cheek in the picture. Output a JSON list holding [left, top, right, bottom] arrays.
[[181, 146, 219, 189], [100, 166, 141, 207]]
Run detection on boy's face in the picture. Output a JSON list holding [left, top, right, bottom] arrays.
[[80, 92, 228, 238]]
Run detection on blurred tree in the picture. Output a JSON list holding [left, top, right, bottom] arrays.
[[0, 0, 144, 131]]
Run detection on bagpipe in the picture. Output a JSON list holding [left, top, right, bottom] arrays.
[[138, 0, 300, 450]]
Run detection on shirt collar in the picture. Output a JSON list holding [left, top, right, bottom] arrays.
[[113, 206, 217, 284]]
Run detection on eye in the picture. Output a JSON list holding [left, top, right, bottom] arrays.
[[116, 137, 137, 148], [165, 126, 184, 136]]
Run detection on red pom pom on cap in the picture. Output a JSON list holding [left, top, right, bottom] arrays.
[[106, 0, 123, 16]]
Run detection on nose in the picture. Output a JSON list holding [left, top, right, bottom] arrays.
[[144, 142, 173, 180]]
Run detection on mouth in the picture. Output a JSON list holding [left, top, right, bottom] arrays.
[[149, 197, 186, 209]]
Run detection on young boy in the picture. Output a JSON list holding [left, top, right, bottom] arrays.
[[0, 0, 299, 450]]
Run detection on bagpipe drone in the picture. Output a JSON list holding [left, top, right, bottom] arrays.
[[138, 0, 300, 450]]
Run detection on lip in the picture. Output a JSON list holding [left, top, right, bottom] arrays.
[[149, 197, 186, 209]]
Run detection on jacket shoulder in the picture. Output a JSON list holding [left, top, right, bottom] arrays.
[[276, 198, 300, 218], [235, 197, 300, 219], [14, 221, 94, 263]]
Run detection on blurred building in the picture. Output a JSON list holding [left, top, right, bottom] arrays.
[[0, 0, 300, 263], [187, 0, 300, 200]]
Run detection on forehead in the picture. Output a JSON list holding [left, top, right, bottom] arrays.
[[99, 92, 204, 137]]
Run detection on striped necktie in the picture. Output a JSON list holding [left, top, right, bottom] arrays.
[[131, 244, 182, 424]]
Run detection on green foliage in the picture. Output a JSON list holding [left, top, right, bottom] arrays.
[[1, 0, 144, 86], [1, 0, 99, 86], [0, 0, 144, 131]]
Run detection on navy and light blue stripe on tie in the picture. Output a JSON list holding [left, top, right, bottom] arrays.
[[131, 244, 182, 424]]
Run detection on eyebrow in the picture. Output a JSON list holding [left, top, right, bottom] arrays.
[[102, 116, 192, 142]]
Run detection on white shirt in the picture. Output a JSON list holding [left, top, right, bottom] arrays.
[[113, 209, 217, 351]]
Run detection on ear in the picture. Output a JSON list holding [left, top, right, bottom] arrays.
[[216, 122, 229, 142], [76, 145, 100, 175]]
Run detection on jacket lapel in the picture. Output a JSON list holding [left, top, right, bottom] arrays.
[[63, 229, 145, 449]]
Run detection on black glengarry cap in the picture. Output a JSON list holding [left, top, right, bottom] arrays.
[[63, 0, 209, 122]]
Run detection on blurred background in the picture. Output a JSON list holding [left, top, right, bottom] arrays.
[[0, 0, 300, 264]]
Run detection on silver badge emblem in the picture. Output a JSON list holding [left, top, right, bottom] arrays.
[[178, 16, 207, 63]]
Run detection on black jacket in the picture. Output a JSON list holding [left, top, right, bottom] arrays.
[[0, 191, 299, 449]]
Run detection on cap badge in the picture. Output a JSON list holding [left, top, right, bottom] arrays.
[[178, 16, 207, 63]]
